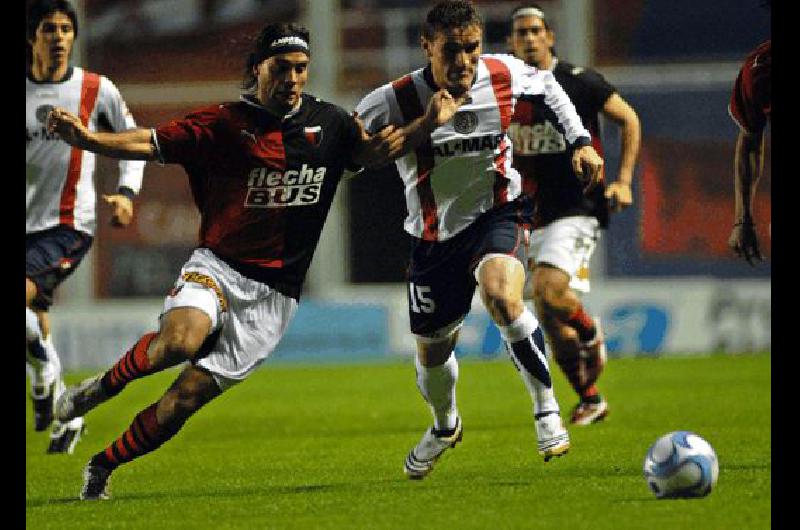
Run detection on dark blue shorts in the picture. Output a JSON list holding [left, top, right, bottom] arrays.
[[26, 225, 93, 310], [407, 201, 528, 336]]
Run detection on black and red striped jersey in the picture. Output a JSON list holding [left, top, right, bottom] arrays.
[[509, 59, 615, 228], [729, 40, 770, 134], [154, 93, 361, 299]]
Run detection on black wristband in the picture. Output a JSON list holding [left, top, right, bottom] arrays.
[[117, 186, 136, 201], [571, 136, 592, 148]]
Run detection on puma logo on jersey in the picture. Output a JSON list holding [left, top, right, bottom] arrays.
[[433, 133, 504, 158], [245, 164, 327, 208], [240, 129, 257, 143], [507, 120, 566, 155]]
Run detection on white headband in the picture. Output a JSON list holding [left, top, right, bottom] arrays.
[[269, 35, 309, 51], [513, 7, 546, 19]]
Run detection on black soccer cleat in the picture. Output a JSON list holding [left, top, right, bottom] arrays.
[[80, 461, 112, 500]]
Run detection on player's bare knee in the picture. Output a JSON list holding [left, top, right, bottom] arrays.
[[532, 273, 569, 316], [417, 330, 459, 367], [482, 289, 524, 326], [158, 328, 206, 364]]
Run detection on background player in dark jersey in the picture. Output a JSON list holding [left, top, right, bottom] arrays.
[[507, 4, 641, 425], [728, 39, 770, 265], [47, 22, 402, 500]]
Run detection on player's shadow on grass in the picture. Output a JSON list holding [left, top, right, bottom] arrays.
[[27, 480, 409, 506]]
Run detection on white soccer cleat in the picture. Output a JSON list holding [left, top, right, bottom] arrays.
[[404, 417, 463, 479], [47, 417, 85, 455], [535, 412, 570, 462], [55, 373, 108, 423], [570, 399, 609, 426]]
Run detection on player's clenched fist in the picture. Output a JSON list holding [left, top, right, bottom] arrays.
[[47, 107, 89, 148], [572, 145, 604, 193], [103, 194, 134, 228], [423, 89, 469, 131]]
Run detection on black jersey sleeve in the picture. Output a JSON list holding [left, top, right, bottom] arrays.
[[579, 68, 617, 113], [336, 107, 364, 171]]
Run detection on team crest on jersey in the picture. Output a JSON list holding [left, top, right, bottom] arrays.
[[453, 111, 478, 134], [304, 126, 323, 146]]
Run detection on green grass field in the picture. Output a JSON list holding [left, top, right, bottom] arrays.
[[26, 353, 770, 529]]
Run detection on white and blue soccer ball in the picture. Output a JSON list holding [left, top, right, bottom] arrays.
[[643, 431, 719, 499]]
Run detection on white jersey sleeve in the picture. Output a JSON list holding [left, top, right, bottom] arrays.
[[354, 84, 401, 135], [493, 54, 591, 146], [95, 76, 145, 194]]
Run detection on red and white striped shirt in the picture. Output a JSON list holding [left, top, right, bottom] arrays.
[[355, 54, 591, 241], [26, 67, 145, 236]]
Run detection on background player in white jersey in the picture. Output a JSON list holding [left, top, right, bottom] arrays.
[[507, 4, 641, 425], [48, 22, 402, 500], [355, 0, 603, 479], [25, 0, 145, 454]]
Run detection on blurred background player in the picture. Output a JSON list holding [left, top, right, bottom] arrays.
[[355, 0, 603, 478], [26, 0, 145, 453], [506, 4, 641, 425], [728, 38, 770, 265], [48, 22, 401, 499]]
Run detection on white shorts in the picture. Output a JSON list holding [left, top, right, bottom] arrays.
[[524, 216, 600, 297], [162, 248, 298, 391]]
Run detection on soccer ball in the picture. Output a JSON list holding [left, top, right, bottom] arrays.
[[642, 431, 719, 499]]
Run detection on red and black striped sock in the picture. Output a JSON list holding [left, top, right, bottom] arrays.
[[89, 402, 180, 471], [565, 306, 597, 344], [555, 354, 586, 397], [100, 333, 158, 397], [580, 384, 602, 404]]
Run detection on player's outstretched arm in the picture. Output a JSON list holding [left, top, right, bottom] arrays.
[[47, 107, 157, 161], [601, 93, 640, 212], [728, 128, 765, 265]]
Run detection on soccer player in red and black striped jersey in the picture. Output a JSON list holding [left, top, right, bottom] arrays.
[[26, 0, 145, 454], [47, 22, 402, 500], [507, 4, 641, 425], [728, 38, 770, 265]]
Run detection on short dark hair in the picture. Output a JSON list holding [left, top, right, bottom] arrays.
[[243, 22, 311, 90], [511, 3, 551, 31], [27, 0, 79, 42], [423, 0, 483, 40]]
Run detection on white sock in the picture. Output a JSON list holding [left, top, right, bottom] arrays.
[[415, 352, 459, 431], [498, 308, 559, 416], [26, 308, 59, 393]]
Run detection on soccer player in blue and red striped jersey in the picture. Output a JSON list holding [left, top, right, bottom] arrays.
[[47, 22, 402, 500]]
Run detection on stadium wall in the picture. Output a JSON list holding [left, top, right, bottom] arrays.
[[48, 279, 770, 371]]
